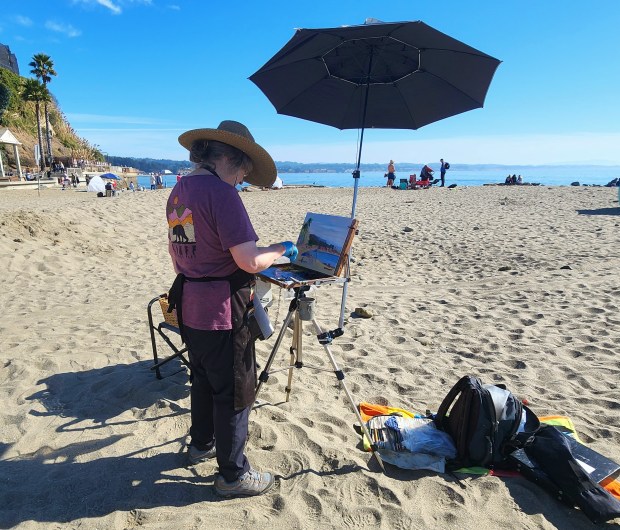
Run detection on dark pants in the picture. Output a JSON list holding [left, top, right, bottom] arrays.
[[185, 325, 250, 482], [440, 171, 446, 186]]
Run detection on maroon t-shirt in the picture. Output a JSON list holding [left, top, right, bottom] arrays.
[[167, 169, 258, 330]]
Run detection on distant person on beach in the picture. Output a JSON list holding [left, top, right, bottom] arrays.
[[505, 175, 512, 185], [517, 175, 523, 185], [439, 158, 448, 187], [150, 175, 156, 190], [129, 181, 135, 192], [409, 173, 416, 189], [420, 164, 434, 182], [386, 160, 396, 187], [167, 120, 297, 498]]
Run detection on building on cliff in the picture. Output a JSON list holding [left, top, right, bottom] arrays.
[[0, 43, 19, 75]]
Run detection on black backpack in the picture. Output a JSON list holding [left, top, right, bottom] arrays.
[[434, 375, 539, 469], [444, 162, 450, 169]]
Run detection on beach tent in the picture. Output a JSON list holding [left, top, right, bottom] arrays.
[[272, 176, 283, 189], [87, 174, 105, 193], [100, 172, 121, 180], [0, 127, 24, 179]]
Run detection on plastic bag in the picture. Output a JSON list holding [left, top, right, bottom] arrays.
[[400, 421, 457, 459], [365, 415, 455, 472], [366, 415, 456, 460]]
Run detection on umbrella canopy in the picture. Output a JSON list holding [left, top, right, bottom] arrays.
[[100, 172, 121, 180], [250, 20, 500, 131]]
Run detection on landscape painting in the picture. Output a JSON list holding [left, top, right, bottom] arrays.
[[294, 212, 356, 275]]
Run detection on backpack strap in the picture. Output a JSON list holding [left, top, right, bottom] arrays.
[[434, 375, 477, 429]]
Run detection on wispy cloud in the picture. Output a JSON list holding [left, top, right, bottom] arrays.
[[13, 15, 33, 27], [167, 4, 181, 10], [73, 0, 122, 15], [71, 0, 155, 15], [97, 0, 122, 14], [45, 20, 82, 38]]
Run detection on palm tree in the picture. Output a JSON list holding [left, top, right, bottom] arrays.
[[29, 53, 57, 166], [21, 78, 50, 171]]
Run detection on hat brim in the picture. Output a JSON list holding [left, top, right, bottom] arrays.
[[178, 128, 276, 187]]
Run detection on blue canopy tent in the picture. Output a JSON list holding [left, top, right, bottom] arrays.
[[100, 172, 121, 180]]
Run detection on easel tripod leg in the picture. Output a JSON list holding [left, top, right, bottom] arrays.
[[285, 312, 301, 402], [310, 318, 385, 471], [255, 306, 296, 401]]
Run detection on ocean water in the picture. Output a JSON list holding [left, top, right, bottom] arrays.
[[137, 166, 620, 190]]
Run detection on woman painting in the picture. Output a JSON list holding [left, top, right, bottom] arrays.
[[167, 120, 297, 497]]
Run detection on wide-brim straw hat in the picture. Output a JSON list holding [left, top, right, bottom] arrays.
[[178, 120, 276, 187]]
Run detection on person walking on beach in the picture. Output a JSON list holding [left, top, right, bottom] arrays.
[[439, 158, 447, 187], [386, 160, 396, 187], [167, 120, 298, 498]]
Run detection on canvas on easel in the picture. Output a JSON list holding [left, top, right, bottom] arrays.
[[258, 212, 358, 288]]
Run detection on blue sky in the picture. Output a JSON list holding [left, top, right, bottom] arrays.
[[1, 1, 620, 165]]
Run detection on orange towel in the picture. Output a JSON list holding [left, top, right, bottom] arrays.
[[358, 402, 417, 423]]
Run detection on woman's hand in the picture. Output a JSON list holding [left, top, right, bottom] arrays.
[[280, 241, 298, 261], [230, 240, 296, 274]]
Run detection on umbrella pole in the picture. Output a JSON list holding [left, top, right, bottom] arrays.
[[339, 51, 372, 328], [338, 153, 361, 329]]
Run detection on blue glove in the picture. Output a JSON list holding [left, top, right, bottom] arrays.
[[281, 241, 298, 262]]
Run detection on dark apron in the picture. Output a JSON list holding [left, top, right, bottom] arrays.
[[168, 269, 257, 410]]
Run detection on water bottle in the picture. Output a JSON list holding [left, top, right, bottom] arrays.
[[253, 296, 274, 340]]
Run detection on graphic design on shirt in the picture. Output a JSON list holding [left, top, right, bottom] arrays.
[[167, 196, 196, 258]]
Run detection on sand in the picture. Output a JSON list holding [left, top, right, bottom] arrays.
[[0, 184, 618, 529]]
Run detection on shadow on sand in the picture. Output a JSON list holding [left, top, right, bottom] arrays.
[[0, 360, 197, 527], [24, 359, 190, 432], [0, 360, 364, 527]]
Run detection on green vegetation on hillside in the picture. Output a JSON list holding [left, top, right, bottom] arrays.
[[0, 67, 102, 168], [106, 155, 190, 174]]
